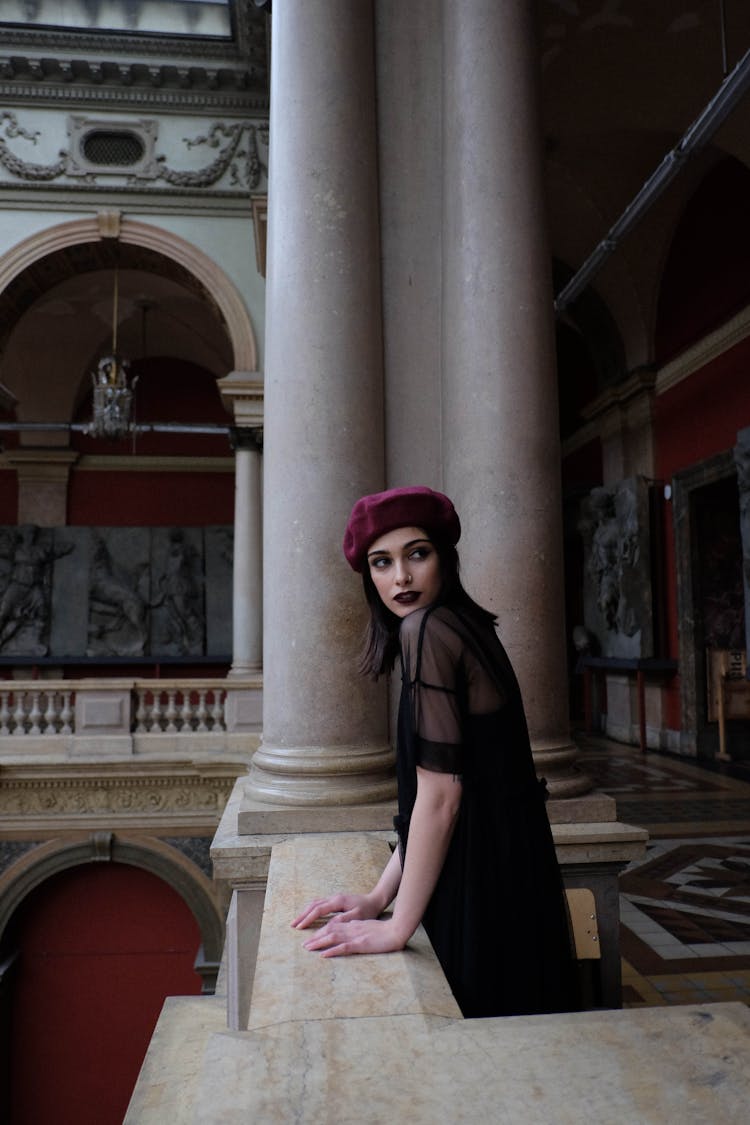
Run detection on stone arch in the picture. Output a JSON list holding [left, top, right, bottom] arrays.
[[0, 833, 224, 969], [0, 214, 258, 372]]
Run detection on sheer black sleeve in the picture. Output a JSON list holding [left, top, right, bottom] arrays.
[[400, 609, 464, 775]]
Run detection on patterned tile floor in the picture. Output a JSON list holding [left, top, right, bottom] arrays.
[[576, 734, 750, 1009]]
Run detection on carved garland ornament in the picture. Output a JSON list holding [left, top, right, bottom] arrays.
[[0, 111, 267, 191]]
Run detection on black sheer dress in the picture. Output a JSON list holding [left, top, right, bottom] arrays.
[[394, 604, 580, 1018]]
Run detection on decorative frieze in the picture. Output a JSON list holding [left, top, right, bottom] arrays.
[[0, 109, 268, 194], [0, 769, 236, 824]]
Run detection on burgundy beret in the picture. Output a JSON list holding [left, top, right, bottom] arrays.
[[343, 486, 461, 572]]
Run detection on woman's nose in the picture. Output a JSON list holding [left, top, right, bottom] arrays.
[[394, 562, 411, 586]]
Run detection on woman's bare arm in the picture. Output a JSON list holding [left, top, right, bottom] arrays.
[[297, 765, 461, 956], [291, 844, 403, 930]]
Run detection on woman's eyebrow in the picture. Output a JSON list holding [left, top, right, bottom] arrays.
[[367, 538, 431, 559]]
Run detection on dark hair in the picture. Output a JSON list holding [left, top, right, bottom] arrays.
[[359, 538, 497, 678]]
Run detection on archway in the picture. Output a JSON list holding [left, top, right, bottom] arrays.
[[0, 215, 258, 373], [0, 836, 223, 1125]]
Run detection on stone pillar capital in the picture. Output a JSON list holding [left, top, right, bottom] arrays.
[[229, 426, 263, 454], [217, 371, 264, 429]]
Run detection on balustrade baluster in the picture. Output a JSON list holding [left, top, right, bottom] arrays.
[[0, 692, 11, 735], [12, 692, 26, 736], [135, 689, 148, 733], [210, 690, 224, 731], [42, 692, 58, 734], [195, 689, 208, 732], [165, 689, 178, 733], [178, 691, 193, 732], [28, 691, 42, 735], [60, 691, 73, 735], [149, 690, 164, 732]]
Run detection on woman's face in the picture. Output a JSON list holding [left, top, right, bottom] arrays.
[[366, 526, 442, 618]]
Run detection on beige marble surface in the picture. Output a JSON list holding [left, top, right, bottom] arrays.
[[123, 995, 226, 1124], [128, 832, 749, 1124], [247, 835, 460, 1028], [129, 996, 750, 1124], [196, 1003, 750, 1124]]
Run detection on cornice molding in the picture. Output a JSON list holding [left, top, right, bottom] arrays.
[[655, 304, 750, 396], [0, 1, 267, 67], [0, 80, 268, 114]]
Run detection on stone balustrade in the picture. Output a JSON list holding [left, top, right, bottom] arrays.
[[127, 831, 750, 1123], [0, 676, 262, 757]]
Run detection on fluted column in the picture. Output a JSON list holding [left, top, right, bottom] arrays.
[[442, 1, 589, 797], [247, 0, 393, 806]]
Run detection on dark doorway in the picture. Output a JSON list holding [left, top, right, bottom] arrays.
[[691, 474, 748, 758]]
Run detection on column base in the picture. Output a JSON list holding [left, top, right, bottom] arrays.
[[246, 742, 397, 807], [531, 735, 593, 799], [227, 663, 262, 678]]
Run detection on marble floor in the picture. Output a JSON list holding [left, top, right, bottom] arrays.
[[577, 734, 750, 1009]]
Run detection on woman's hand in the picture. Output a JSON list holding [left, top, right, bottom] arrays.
[[291, 892, 382, 931], [300, 916, 407, 958]]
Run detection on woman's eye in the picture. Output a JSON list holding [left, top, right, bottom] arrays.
[[370, 557, 390, 570], [409, 548, 429, 561]]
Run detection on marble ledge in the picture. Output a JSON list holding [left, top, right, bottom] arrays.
[[127, 999, 750, 1124]]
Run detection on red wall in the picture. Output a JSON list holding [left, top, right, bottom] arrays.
[[10, 862, 203, 1125], [654, 338, 750, 726], [68, 469, 234, 526]]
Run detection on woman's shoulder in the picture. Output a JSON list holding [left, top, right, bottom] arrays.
[[399, 604, 467, 652]]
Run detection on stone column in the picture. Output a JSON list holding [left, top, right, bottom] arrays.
[[245, 0, 393, 809], [218, 372, 265, 678], [442, 1, 589, 798], [3, 449, 79, 525], [228, 430, 263, 676]]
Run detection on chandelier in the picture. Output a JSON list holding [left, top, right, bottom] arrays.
[[87, 266, 138, 439]]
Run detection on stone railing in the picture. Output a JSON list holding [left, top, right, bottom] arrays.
[[128, 829, 750, 1123], [0, 676, 262, 757]]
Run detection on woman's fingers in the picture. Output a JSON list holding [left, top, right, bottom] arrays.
[[291, 896, 342, 928], [301, 918, 404, 957]]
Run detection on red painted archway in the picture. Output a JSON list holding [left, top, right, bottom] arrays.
[[9, 862, 203, 1125]]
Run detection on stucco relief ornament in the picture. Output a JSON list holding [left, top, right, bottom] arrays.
[[0, 111, 66, 180], [155, 121, 267, 191]]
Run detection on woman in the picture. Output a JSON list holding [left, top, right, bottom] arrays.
[[292, 486, 579, 1018]]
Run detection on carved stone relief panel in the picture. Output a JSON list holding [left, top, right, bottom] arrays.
[[0, 525, 233, 659], [579, 476, 653, 658]]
